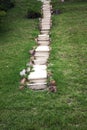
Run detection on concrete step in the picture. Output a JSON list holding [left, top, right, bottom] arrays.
[[40, 30, 50, 34], [37, 34, 50, 41], [37, 40, 50, 45]]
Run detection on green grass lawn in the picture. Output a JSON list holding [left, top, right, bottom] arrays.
[[0, 0, 87, 130]]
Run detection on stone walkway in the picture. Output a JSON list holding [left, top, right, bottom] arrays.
[[20, 0, 52, 90]]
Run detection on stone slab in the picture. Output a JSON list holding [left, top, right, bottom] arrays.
[[28, 70, 47, 80], [33, 59, 47, 65], [35, 55, 49, 60], [28, 84, 47, 90], [37, 35, 50, 41], [35, 46, 50, 52], [35, 56, 48, 61], [37, 40, 50, 45], [40, 24, 51, 28], [40, 22, 51, 25], [40, 30, 50, 34], [33, 65, 47, 70], [41, 27, 51, 30], [38, 34, 49, 38], [40, 18, 52, 21], [35, 52, 49, 57]]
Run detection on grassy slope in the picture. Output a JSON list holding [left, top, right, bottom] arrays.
[[0, 0, 87, 130]]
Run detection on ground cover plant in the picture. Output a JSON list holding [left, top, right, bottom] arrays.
[[0, 0, 87, 130]]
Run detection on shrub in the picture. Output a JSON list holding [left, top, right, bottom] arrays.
[[27, 10, 41, 19], [0, 0, 15, 11]]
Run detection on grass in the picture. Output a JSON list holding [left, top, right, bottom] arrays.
[[0, 0, 87, 130]]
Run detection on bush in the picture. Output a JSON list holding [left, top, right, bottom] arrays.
[[0, 0, 15, 11], [27, 10, 41, 19]]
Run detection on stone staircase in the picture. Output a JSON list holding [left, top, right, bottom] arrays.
[[20, 0, 53, 90]]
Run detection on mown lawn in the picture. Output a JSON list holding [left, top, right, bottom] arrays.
[[0, 0, 87, 130]]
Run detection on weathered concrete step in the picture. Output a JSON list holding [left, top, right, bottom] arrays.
[[28, 65, 47, 82], [43, 14, 51, 17], [35, 56, 48, 61], [37, 40, 50, 45], [41, 24, 51, 26], [39, 18, 52, 22], [42, 9, 51, 12], [33, 59, 47, 65], [43, 11, 51, 14], [43, 14, 51, 19], [40, 19, 52, 24], [40, 21, 52, 24], [33, 45, 50, 56], [38, 34, 49, 38], [34, 54, 49, 60], [42, 5, 51, 7], [40, 25, 52, 30], [42, 8, 51, 11], [40, 24, 51, 28], [28, 79, 47, 84], [35, 52, 49, 57], [40, 21, 52, 26], [40, 30, 50, 34], [32, 64, 47, 71], [35, 45, 50, 51], [43, 1, 51, 4], [41, 26, 51, 30], [42, 7, 52, 10], [37, 34, 50, 41], [28, 83, 47, 90]]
